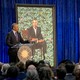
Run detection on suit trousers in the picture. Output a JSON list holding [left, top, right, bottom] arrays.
[[8, 48, 19, 63], [31, 41, 47, 55]]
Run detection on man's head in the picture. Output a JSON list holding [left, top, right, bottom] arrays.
[[12, 23, 19, 32], [65, 62, 75, 73], [32, 19, 38, 28]]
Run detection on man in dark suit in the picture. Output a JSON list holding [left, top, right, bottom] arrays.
[[6, 23, 29, 63], [27, 19, 47, 59]]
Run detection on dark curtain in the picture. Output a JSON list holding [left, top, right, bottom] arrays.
[[0, 0, 79, 65]]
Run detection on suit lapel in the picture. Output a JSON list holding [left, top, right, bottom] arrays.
[[32, 27, 36, 36], [36, 27, 38, 37], [11, 31, 18, 41], [11, 31, 16, 39]]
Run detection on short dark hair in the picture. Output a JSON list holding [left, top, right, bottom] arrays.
[[11, 23, 18, 29], [25, 60, 37, 70], [65, 62, 75, 73], [16, 62, 25, 72], [33, 18, 37, 20], [56, 67, 66, 79], [6, 66, 19, 78], [38, 66, 52, 80]]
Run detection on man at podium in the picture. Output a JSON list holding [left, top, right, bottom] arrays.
[[6, 23, 29, 63]]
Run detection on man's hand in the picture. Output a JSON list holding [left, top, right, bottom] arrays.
[[31, 38, 44, 43], [31, 38, 38, 42], [38, 39, 44, 43]]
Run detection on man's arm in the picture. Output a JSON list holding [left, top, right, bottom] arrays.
[[6, 33, 15, 47], [38, 27, 43, 40]]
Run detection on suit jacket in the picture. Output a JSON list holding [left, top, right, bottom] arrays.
[[27, 27, 43, 40], [6, 31, 24, 48]]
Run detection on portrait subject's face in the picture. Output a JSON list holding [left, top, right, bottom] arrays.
[[32, 20, 38, 28]]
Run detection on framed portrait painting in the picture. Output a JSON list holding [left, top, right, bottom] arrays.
[[16, 4, 56, 66]]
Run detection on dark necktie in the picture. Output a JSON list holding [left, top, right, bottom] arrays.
[[15, 32, 18, 41]]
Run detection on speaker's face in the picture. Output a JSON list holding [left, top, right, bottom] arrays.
[[13, 24, 19, 32]]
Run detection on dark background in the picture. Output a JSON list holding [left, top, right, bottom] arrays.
[[0, 0, 79, 65]]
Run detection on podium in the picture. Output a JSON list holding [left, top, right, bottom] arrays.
[[12, 43, 33, 64]]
